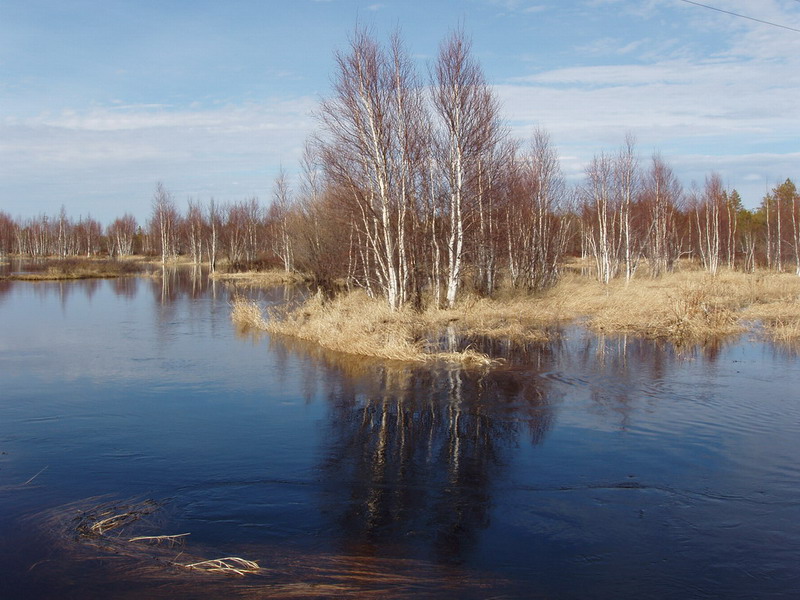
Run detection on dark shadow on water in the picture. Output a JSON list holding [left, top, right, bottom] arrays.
[[267, 335, 560, 566]]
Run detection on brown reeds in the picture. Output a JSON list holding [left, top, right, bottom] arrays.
[[3, 258, 146, 280], [211, 269, 310, 288], [233, 268, 800, 360], [232, 291, 499, 366], [36, 498, 261, 579]]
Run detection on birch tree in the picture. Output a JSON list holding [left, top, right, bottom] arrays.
[[432, 30, 504, 307], [151, 182, 178, 264], [317, 29, 426, 310]]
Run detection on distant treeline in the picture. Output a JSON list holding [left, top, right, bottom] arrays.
[[3, 30, 799, 309]]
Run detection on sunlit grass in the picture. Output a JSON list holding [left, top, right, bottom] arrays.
[[4, 258, 145, 280], [232, 268, 800, 361], [211, 269, 311, 287]]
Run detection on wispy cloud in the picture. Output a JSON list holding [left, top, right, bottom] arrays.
[[0, 99, 318, 221], [496, 1, 800, 203]]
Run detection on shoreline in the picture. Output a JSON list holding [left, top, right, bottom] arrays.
[[231, 269, 800, 364]]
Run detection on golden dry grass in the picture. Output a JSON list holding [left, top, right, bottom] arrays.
[[211, 269, 310, 288], [3, 258, 145, 280], [538, 269, 800, 344], [232, 292, 498, 366], [231, 268, 800, 362]]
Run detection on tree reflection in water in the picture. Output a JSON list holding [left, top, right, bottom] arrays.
[[272, 339, 560, 566]]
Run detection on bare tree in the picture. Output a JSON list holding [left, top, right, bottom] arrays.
[[432, 30, 504, 307], [584, 153, 619, 284], [270, 168, 295, 273], [507, 128, 570, 291], [108, 214, 137, 257], [206, 198, 221, 273], [317, 29, 426, 310], [641, 154, 682, 277], [150, 182, 178, 264]]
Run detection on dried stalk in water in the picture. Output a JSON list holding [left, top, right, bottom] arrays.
[[179, 557, 260, 576], [128, 533, 190, 547]]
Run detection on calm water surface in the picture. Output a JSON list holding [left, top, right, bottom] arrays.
[[0, 271, 798, 599]]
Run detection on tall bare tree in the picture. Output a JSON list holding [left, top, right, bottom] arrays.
[[317, 29, 427, 310], [150, 182, 179, 265], [432, 30, 504, 307], [642, 154, 682, 277]]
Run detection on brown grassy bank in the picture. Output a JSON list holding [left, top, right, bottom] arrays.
[[232, 291, 508, 366], [232, 269, 800, 364], [211, 269, 311, 288], [2, 258, 146, 280], [541, 269, 800, 344]]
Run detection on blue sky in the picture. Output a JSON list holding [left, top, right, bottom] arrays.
[[1, 0, 798, 224]]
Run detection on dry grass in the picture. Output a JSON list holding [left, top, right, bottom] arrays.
[[3, 258, 145, 280], [232, 269, 800, 359], [536, 271, 743, 343], [232, 292, 499, 366], [37, 498, 261, 580], [519, 269, 799, 345], [211, 269, 310, 288]]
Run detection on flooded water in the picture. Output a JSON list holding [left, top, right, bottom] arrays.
[[1, 270, 798, 599]]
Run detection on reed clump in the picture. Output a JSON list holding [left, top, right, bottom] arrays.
[[232, 292, 499, 366], [230, 295, 269, 331]]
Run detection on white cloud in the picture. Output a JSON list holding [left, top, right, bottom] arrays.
[[0, 98, 319, 222]]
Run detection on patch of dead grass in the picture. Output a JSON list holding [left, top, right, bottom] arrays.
[[231, 269, 800, 361], [537, 269, 800, 344], [3, 258, 145, 280], [211, 269, 310, 288], [232, 292, 499, 366]]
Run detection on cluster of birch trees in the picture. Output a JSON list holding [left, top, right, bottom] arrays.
[[3, 30, 800, 306]]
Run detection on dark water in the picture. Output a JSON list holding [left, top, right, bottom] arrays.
[[1, 271, 798, 599]]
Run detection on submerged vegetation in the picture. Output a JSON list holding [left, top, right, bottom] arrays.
[[41, 498, 261, 578]]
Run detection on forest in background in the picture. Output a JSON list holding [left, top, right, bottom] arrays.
[[3, 30, 800, 312]]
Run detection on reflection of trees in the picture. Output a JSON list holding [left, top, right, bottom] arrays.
[[308, 355, 557, 565], [571, 332, 728, 428]]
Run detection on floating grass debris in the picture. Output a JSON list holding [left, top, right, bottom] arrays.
[[180, 557, 261, 576], [37, 497, 261, 580], [128, 533, 190, 547]]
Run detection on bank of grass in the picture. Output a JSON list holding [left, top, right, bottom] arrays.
[[232, 268, 800, 363], [539, 269, 800, 344], [3, 258, 146, 280], [232, 291, 504, 366], [211, 268, 311, 287]]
